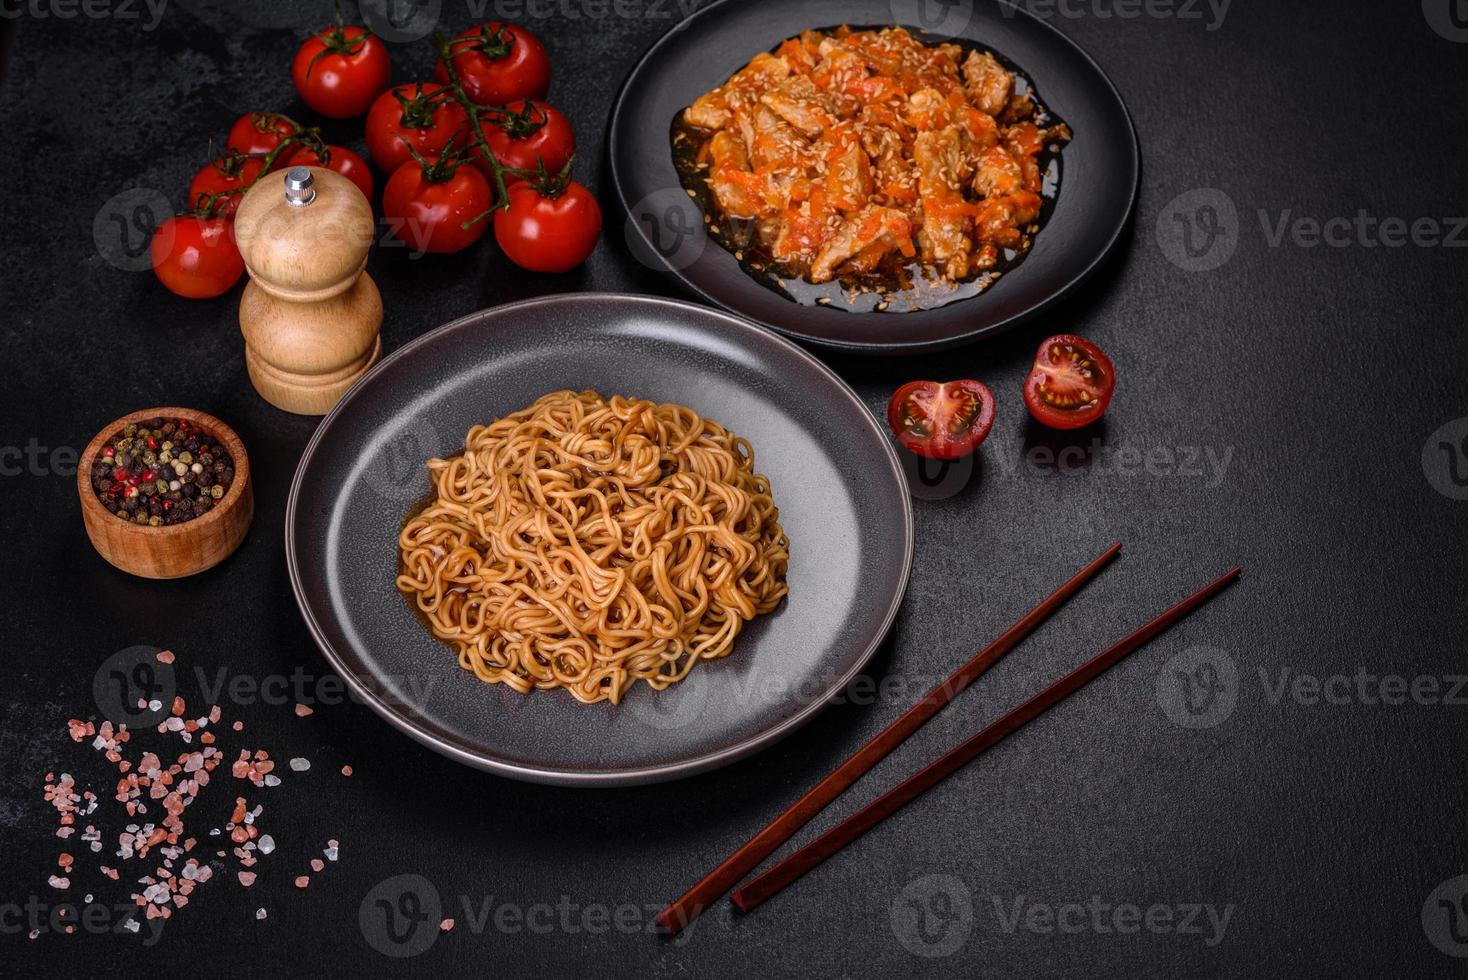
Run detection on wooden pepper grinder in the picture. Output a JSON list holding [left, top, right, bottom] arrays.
[[234, 166, 382, 415]]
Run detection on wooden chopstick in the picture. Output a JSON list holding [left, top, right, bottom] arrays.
[[655, 542, 1123, 935], [728, 565, 1242, 915]]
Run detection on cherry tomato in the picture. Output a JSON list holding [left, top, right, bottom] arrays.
[[493, 181, 601, 273], [477, 99, 574, 182], [365, 82, 467, 174], [226, 113, 298, 166], [187, 152, 265, 218], [150, 215, 245, 299], [292, 20, 392, 119], [286, 144, 374, 203], [435, 22, 550, 107], [382, 158, 491, 254], [1022, 334, 1116, 430], [887, 380, 996, 460]]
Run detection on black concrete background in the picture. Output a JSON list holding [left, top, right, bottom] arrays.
[[1, 1, 1466, 976]]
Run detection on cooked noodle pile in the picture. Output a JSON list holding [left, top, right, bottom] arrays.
[[396, 390, 790, 704]]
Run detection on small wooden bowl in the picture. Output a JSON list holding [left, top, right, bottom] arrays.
[[78, 408, 254, 579]]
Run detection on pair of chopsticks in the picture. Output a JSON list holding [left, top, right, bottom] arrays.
[[656, 543, 1240, 934]]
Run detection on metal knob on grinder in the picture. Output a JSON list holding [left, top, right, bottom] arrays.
[[283, 166, 317, 207]]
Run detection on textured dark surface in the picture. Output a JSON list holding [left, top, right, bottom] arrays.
[[1, 1, 1466, 977], [289, 294, 913, 784]]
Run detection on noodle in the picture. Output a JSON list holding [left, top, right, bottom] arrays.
[[395, 390, 790, 705]]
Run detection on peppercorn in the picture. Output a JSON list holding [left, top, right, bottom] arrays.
[[89, 417, 235, 527]]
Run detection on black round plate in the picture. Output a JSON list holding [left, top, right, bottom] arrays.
[[610, 0, 1139, 354], [285, 294, 914, 786]]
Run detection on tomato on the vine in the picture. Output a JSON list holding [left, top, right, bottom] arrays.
[[382, 157, 491, 254], [1022, 334, 1116, 430], [887, 380, 997, 460], [291, 16, 391, 118], [493, 180, 601, 273], [286, 144, 375, 202], [226, 112, 298, 167], [435, 22, 551, 107], [365, 82, 467, 174], [477, 100, 574, 182], [187, 151, 265, 218], [150, 215, 245, 299]]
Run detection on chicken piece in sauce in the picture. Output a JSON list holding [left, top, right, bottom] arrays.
[[680, 26, 1068, 291]]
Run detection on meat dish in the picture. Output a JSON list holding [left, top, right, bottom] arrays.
[[672, 26, 1070, 311]]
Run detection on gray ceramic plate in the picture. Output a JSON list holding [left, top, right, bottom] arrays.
[[286, 294, 913, 786], [610, 0, 1139, 354]]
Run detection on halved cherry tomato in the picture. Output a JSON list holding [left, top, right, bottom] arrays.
[[493, 180, 601, 273], [1022, 334, 1116, 429], [150, 215, 245, 299], [187, 151, 265, 218], [365, 82, 467, 174], [286, 144, 374, 203], [226, 112, 299, 166], [382, 157, 491, 254], [435, 21, 551, 107], [291, 18, 392, 119], [887, 380, 996, 460], [477, 99, 574, 183]]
